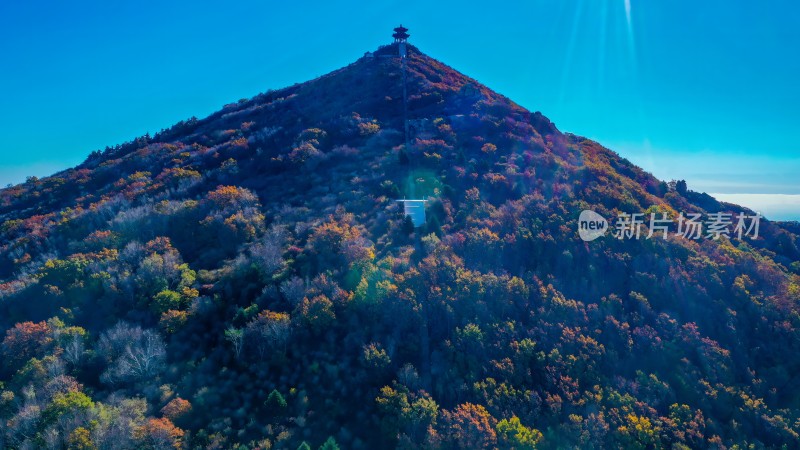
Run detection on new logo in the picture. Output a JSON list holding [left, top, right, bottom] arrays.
[[578, 210, 608, 241]]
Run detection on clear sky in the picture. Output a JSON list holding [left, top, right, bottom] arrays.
[[1, 0, 798, 219]]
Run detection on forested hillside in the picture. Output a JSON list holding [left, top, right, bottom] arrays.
[[1, 43, 799, 449]]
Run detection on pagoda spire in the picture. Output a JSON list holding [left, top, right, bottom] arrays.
[[393, 24, 409, 43]]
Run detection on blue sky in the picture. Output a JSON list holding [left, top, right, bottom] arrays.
[[1, 0, 798, 219]]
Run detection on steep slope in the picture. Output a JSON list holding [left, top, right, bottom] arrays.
[[1, 42, 799, 449]]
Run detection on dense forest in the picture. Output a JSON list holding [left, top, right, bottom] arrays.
[[1, 42, 799, 449]]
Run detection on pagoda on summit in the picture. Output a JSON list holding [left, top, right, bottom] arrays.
[[393, 25, 409, 43]]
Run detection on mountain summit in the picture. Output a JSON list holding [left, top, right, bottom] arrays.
[[1, 30, 800, 449]]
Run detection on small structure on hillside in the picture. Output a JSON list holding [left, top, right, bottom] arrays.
[[396, 198, 427, 227]]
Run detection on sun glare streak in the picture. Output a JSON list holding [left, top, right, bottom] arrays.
[[620, 0, 649, 160], [624, 0, 635, 58], [598, 0, 608, 92], [557, 0, 585, 107], [624, 0, 632, 28]]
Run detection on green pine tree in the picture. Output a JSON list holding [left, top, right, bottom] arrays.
[[264, 389, 287, 411], [265, 389, 288, 416], [319, 436, 340, 450]]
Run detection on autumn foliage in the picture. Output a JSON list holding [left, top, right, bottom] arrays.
[[0, 42, 798, 450]]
